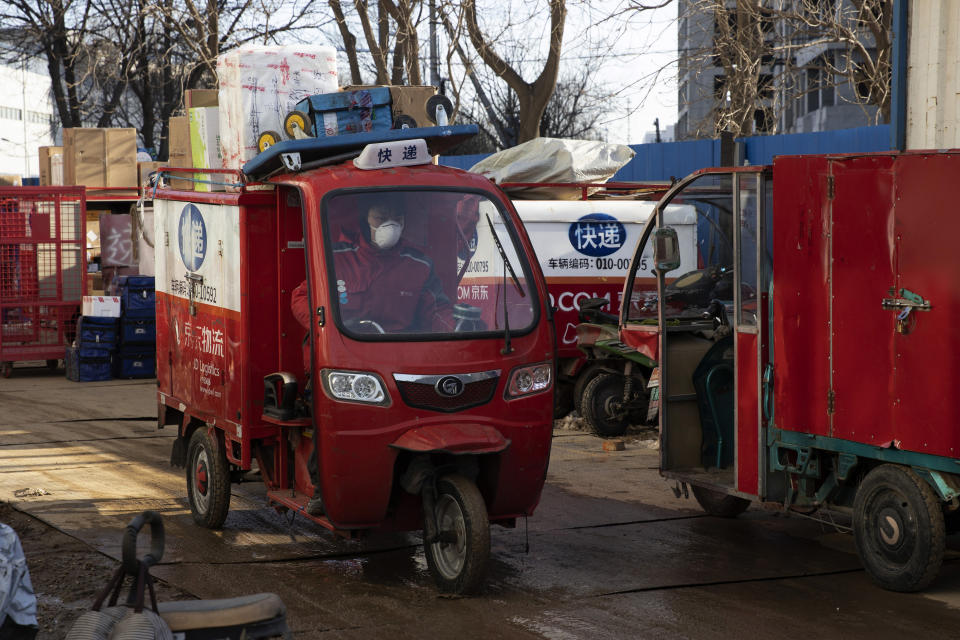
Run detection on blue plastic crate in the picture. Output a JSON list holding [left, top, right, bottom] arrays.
[[120, 317, 156, 345], [118, 276, 156, 318], [65, 345, 112, 382], [113, 347, 156, 379], [77, 316, 119, 348]]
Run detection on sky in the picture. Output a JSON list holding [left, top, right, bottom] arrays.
[[576, 2, 679, 144]]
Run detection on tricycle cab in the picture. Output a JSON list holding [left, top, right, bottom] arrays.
[[155, 133, 555, 593]]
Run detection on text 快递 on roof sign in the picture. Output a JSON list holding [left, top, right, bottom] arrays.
[[354, 139, 431, 170]]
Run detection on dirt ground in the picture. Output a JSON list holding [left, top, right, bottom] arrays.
[[2, 413, 655, 639], [1, 502, 194, 638]]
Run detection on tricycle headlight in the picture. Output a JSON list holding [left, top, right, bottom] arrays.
[[506, 362, 552, 399], [322, 370, 389, 405]]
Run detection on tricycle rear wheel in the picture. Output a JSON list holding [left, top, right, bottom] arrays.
[[186, 428, 231, 529], [424, 474, 490, 594], [853, 464, 944, 592], [691, 485, 750, 517]]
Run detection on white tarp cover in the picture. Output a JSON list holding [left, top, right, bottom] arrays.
[[217, 45, 338, 168], [468, 137, 635, 200], [0, 523, 37, 628]]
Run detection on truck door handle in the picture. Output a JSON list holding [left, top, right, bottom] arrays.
[[186, 272, 204, 316], [882, 288, 930, 334]]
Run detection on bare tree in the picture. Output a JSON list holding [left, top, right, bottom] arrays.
[[458, 0, 565, 144], [680, 0, 891, 139], [327, 0, 425, 86], [0, 0, 98, 128], [456, 70, 608, 152]]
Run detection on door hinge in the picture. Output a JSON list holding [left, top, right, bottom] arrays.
[[827, 176, 835, 200], [827, 389, 836, 414]]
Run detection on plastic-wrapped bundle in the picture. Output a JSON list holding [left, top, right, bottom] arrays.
[[217, 45, 338, 168]]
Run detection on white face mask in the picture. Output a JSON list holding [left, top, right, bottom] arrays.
[[371, 220, 403, 249]]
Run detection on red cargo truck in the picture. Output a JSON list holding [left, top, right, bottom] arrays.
[[620, 150, 960, 592]]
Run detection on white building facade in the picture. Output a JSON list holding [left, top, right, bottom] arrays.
[[0, 59, 56, 179]]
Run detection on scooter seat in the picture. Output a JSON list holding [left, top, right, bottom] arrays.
[[157, 592, 285, 631]]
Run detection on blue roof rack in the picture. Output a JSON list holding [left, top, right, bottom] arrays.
[[242, 124, 478, 180]]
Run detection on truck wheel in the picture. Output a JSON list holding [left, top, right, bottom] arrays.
[[581, 373, 629, 437], [186, 428, 231, 529], [572, 365, 602, 415], [46, 359, 59, 370], [691, 485, 750, 517], [853, 464, 944, 592], [424, 474, 490, 594]]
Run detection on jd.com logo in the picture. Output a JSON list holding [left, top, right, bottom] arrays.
[[178, 204, 207, 271], [568, 213, 625, 257]]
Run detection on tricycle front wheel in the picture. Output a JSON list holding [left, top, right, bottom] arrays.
[[424, 474, 490, 594]]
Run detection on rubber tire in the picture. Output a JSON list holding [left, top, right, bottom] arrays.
[[691, 485, 750, 517], [424, 474, 490, 594], [46, 359, 59, 370], [186, 428, 231, 529], [553, 380, 574, 419], [284, 110, 313, 138], [853, 464, 945, 592], [257, 130, 282, 153], [581, 373, 630, 437], [572, 365, 603, 416]]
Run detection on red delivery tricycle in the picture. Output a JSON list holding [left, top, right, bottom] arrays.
[[618, 151, 960, 592], [153, 127, 556, 593]]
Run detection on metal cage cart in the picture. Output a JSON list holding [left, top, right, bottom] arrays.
[[0, 187, 87, 377]]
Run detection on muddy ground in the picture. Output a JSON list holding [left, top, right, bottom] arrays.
[[3, 412, 655, 639], [1, 502, 193, 638]]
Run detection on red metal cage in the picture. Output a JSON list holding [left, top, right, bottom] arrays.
[[0, 187, 87, 376]]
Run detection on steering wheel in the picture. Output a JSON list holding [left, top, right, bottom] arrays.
[[344, 317, 386, 334]]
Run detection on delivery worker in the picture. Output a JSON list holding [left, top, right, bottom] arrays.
[[290, 200, 453, 515]]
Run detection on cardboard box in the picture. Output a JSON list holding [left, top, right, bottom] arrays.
[[87, 272, 104, 295], [63, 128, 138, 188], [39, 146, 63, 186], [137, 161, 164, 188], [185, 89, 218, 108], [82, 295, 121, 318], [51, 152, 63, 185], [167, 116, 193, 190], [189, 107, 223, 192], [343, 85, 438, 128], [0, 174, 21, 186]]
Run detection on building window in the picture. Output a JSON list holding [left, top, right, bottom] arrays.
[[0, 106, 23, 121], [807, 67, 820, 113], [26, 111, 52, 124]]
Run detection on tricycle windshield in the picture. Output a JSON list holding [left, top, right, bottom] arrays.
[[625, 173, 736, 323], [323, 189, 537, 339]]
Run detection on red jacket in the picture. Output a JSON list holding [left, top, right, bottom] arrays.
[[331, 234, 453, 333], [290, 235, 453, 371]]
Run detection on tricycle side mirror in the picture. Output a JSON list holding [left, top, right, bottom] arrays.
[[653, 226, 681, 272]]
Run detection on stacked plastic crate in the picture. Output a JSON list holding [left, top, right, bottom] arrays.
[[66, 316, 118, 382], [114, 276, 156, 378]]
